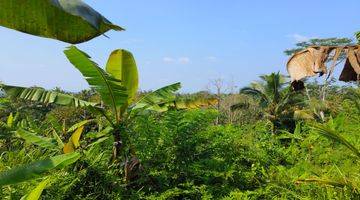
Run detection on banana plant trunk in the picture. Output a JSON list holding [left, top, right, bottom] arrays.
[[111, 126, 124, 162]]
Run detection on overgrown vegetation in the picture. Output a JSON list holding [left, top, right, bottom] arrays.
[[1, 77, 359, 199], [0, 1, 359, 199]]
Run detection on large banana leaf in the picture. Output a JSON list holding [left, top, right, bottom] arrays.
[[16, 129, 58, 150], [132, 83, 181, 111], [1, 85, 96, 107], [64, 46, 128, 116], [0, 152, 80, 186], [106, 49, 139, 106], [0, 0, 124, 44]]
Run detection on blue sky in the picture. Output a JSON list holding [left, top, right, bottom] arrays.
[[0, 0, 359, 93]]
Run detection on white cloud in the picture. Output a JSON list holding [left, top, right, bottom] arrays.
[[287, 34, 311, 42], [178, 57, 190, 64], [205, 56, 217, 62], [162, 57, 190, 64], [163, 57, 175, 63]]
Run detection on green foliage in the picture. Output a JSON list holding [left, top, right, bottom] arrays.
[[0, 75, 359, 199], [312, 123, 360, 158], [0, 152, 80, 186]]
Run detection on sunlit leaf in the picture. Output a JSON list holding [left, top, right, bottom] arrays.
[[106, 49, 139, 106], [0, 0, 124, 44], [64, 46, 128, 116]]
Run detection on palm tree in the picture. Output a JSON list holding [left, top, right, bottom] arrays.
[[239, 72, 302, 133]]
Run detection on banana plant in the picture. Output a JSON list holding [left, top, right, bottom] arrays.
[[0, 0, 124, 44], [0, 47, 181, 180], [62, 46, 182, 163], [1, 46, 216, 182]]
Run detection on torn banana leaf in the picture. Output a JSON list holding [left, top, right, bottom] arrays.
[[340, 47, 360, 82], [1, 85, 97, 108], [287, 46, 331, 82], [287, 45, 360, 90]]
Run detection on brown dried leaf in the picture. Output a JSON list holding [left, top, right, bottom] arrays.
[[339, 47, 360, 82], [287, 49, 317, 81], [287, 47, 332, 82]]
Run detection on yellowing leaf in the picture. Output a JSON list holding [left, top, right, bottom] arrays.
[[63, 126, 84, 153], [63, 142, 75, 154], [71, 126, 84, 148], [6, 113, 13, 128]]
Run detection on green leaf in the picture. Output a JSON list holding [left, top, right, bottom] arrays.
[[67, 119, 94, 133], [1, 85, 96, 108], [0, 152, 81, 186], [6, 113, 14, 128], [16, 129, 58, 150], [21, 178, 51, 200], [0, 0, 124, 44], [132, 83, 181, 111], [64, 46, 128, 117], [106, 49, 139, 106]]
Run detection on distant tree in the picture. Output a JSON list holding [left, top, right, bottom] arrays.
[[356, 32, 360, 44], [284, 37, 354, 60]]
